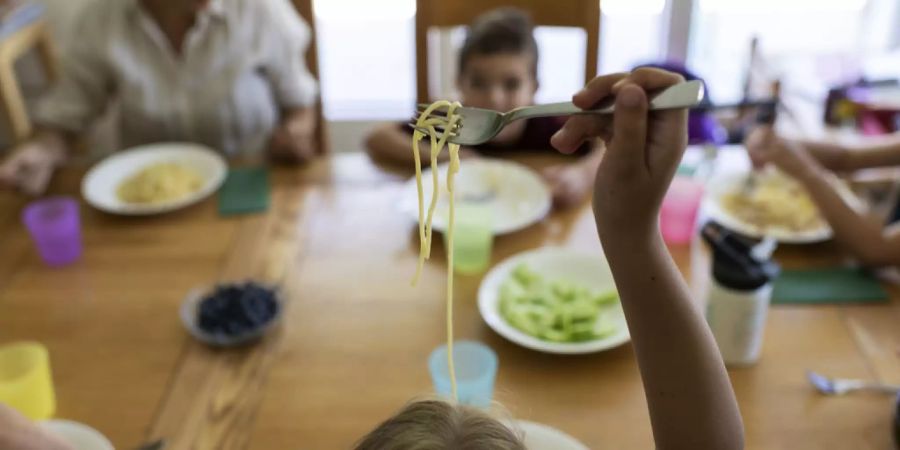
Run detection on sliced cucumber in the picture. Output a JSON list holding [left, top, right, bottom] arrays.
[[499, 264, 620, 343]]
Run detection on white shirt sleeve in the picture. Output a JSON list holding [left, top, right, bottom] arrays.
[[32, 4, 111, 133], [261, 0, 319, 109]]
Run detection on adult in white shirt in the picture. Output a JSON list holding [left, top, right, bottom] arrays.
[[0, 0, 320, 195]]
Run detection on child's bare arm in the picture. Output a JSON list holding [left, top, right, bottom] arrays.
[[553, 68, 745, 450], [844, 135, 900, 169], [364, 123, 419, 166], [801, 167, 900, 266], [791, 134, 900, 171], [748, 128, 900, 266]]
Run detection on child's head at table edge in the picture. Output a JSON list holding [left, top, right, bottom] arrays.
[[354, 399, 525, 450]]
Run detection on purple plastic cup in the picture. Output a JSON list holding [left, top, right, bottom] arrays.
[[22, 197, 82, 267]]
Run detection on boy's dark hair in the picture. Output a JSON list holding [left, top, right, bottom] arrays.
[[458, 7, 538, 78]]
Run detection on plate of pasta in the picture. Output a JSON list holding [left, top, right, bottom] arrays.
[[82, 142, 227, 215], [703, 168, 854, 243], [399, 159, 552, 235]]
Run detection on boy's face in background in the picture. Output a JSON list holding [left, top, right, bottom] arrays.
[[457, 52, 537, 144], [457, 53, 537, 111]]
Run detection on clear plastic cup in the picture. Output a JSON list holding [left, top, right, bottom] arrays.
[[22, 196, 82, 267], [0, 342, 56, 420], [660, 177, 704, 245], [445, 204, 493, 275], [429, 340, 498, 408]]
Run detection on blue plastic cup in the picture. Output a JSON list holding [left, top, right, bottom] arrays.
[[428, 340, 498, 407]]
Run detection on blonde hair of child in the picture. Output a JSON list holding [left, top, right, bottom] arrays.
[[354, 399, 525, 450]]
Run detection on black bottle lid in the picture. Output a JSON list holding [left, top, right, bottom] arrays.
[[702, 222, 780, 292]]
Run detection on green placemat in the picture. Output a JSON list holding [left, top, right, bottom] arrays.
[[772, 267, 889, 304], [218, 167, 270, 216]]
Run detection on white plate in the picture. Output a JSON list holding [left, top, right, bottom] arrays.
[[517, 420, 589, 450], [478, 247, 630, 355], [399, 159, 551, 235], [82, 142, 227, 215], [701, 169, 856, 244], [39, 420, 114, 450]]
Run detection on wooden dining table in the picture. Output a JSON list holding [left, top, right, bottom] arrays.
[[0, 151, 898, 450]]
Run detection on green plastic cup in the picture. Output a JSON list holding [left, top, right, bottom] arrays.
[[446, 203, 493, 274]]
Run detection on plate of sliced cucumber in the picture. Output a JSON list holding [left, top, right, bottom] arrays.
[[478, 247, 630, 354]]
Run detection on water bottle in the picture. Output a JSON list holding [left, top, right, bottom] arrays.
[[702, 222, 780, 367]]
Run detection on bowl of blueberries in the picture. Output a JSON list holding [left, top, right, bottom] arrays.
[[180, 281, 282, 347]]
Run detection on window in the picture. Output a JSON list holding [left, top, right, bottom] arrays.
[[314, 0, 892, 122], [599, 0, 666, 73], [314, 0, 416, 120], [315, 0, 670, 120], [688, 0, 874, 103]]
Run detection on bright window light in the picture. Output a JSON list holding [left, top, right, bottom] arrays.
[[602, 0, 666, 15], [699, 0, 867, 13], [314, 0, 415, 21]]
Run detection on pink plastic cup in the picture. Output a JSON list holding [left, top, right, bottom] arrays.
[[22, 197, 82, 267], [660, 177, 704, 245]]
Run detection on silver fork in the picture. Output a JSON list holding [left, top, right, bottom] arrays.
[[807, 370, 900, 395], [408, 80, 705, 146]]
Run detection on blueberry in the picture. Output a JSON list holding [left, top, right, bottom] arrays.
[[240, 299, 263, 326], [195, 282, 278, 338], [224, 322, 244, 336], [264, 299, 277, 320]]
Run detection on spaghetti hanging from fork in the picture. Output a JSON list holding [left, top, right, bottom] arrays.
[[410, 101, 462, 283], [407, 105, 461, 144], [410, 100, 463, 401]]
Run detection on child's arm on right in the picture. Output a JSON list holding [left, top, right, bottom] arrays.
[[553, 69, 744, 450], [797, 164, 900, 266], [849, 135, 900, 169], [747, 127, 900, 266], [789, 134, 900, 172]]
